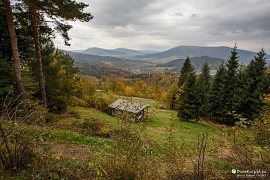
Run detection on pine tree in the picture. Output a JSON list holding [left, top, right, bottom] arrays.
[[3, 0, 27, 103], [1, 1, 39, 104], [178, 63, 199, 121], [0, 2, 14, 101], [21, 0, 93, 106], [196, 62, 211, 118], [29, 0, 93, 45], [209, 63, 227, 122]]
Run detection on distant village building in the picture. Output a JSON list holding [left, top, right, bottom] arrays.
[[109, 99, 150, 122]]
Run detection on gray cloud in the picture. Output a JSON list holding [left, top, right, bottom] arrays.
[[190, 13, 199, 18], [175, 11, 184, 17], [55, 0, 270, 53]]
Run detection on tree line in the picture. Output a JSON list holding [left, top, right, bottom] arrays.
[[0, 0, 92, 112], [77, 72, 178, 106], [176, 46, 270, 124]]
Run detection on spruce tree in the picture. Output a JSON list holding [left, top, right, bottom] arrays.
[[173, 57, 195, 109], [223, 46, 240, 124], [196, 62, 211, 118], [43, 49, 80, 112], [178, 63, 199, 121], [237, 49, 269, 119], [178, 56, 195, 86], [209, 63, 227, 123], [233, 66, 250, 118]]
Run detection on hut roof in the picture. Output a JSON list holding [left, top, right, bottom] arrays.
[[109, 99, 150, 114]]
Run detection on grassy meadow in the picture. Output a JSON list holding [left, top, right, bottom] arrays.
[[1, 95, 269, 179]]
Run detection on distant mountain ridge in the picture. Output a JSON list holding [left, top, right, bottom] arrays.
[[69, 46, 268, 65], [157, 56, 224, 71], [137, 46, 260, 64], [72, 47, 158, 57], [63, 50, 153, 74], [64, 46, 269, 74]]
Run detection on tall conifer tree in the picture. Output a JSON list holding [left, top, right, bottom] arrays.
[[236, 49, 269, 119], [196, 62, 211, 118], [178, 56, 194, 86], [178, 62, 199, 121], [3, 0, 27, 103], [223, 45, 240, 123], [22, 0, 93, 106], [209, 63, 227, 122], [174, 57, 195, 109]]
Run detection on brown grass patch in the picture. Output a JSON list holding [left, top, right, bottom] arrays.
[[50, 143, 91, 163]]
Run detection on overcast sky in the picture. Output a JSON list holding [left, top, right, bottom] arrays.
[[54, 0, 270, 52]]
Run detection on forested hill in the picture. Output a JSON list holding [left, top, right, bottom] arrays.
[[157, 56, 224, 71], [63, 50, 153, 68], [138, 46, 260, 64], [71, 46, 268, 65], [74, 47, 150, 57]]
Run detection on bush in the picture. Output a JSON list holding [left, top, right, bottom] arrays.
[[45, 113, 60, 123], [0, 122, 37, 172], [90, 121, 162, 179], [70, 96, 88, 107], [253, 94, 270, 147], [74, 118, 105, 136], [48, 97, 69, 113], [83, 95, 111, 112], [20, 153, 97, 179], [251, 94, 270, 171], [0, 97, 45, 172]]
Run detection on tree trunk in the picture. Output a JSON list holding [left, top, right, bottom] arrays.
[[30, 4, 47, 106], [3, 0, 27, 102]]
